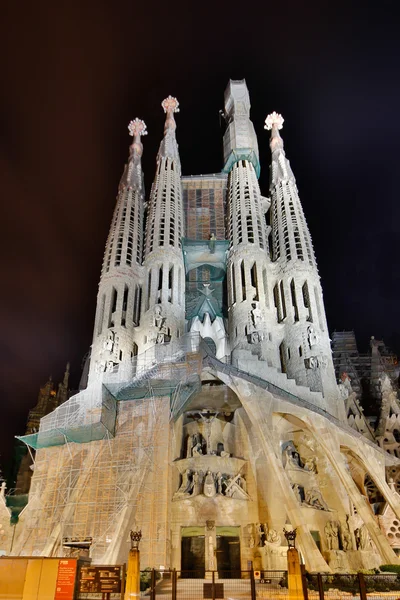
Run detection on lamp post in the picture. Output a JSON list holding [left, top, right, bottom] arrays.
[[125, 530, 142, 600]]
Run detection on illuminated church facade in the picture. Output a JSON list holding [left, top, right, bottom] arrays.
[[4, 80, 400, 573]]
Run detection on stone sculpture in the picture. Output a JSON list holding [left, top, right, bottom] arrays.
[[340, 521, 352, 551], [304, 488, 329, 511], [325, 521, 339, 550], [204, 469, 217, 498]]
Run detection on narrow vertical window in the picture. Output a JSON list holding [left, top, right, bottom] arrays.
[[273, 284, 282, 322], [262, 268, 269, 308], [169, 266, 174, 303], [157, 266, 163, 303], [97, 294, 105, 335], [178, 268, 182, 305], [290, 279, 299, 322], [231, 264, 236, 304], [108, 288, 117, 327], [279, 342, 287, 373], [302, 281, 313, 322], [240, 261, 246, 301], [121, 285, 128, 326], [280, 281, 287, 320], [250, 263, 259, 301], [146, 272, 152, 311]]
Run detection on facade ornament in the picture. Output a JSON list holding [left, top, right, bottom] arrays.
[[292, 483, 303, 503], [283, 442, 302, 470], [340, 520, 352, 551], [304, 488, 329, 511], [130, 529, 142, 550], [265, 112, 284, 131], [325, 521, 339, 550], [305, 356, 319, 370], [264, 528, 281, 547], [304, 457, 318, 474], [206, 520, 215, 531], [355, 524, 371, 550], [128, 118, 148, 138], [283, 528, 297, 548], [162, 95, 180, 114], [203, 469, 217, 498], [307, 325, 319, 348]]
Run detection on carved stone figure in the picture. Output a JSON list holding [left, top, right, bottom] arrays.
[[216, 472, 223, 494], [225, 473, 250, 500], [203, 469, 217, 498], [340, 522, 352, 551], [192, 442, 203, 456], [292, 483, 302, 503], [173, 469, 192, 499], [249, 535, 255, 548], [355, 524, 371, 550], [208, 536, 215, 570], [192, 471, 201, 496], [284, 443, 302, 470], [325, 521, 339, 550], [154, 305, 163, 329], [251, 302, 263, 328], [256, 523, 264, 547], [199, 411, 218, 454], [304, 488, 329, 511], [304, 457, 317, 474], [307, 325, 319, 348], [265, 529, 281, 546]]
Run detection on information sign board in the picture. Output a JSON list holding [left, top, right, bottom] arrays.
[[54, 559, 78, 600], [79, 565, 122, 593]]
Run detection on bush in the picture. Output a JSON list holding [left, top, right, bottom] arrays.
[[380, 564, 400, 574]]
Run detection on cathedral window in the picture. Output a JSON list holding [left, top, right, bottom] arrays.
[[121, 285, 128, 327], [146, 272, 152, 311], [231, 264, 236, 304], [178, 268, 182, 305], [279, 342, 287, 373], [287, 347, 291, 360], [250, 263, 259, 301], [273, 284, 282, 322], [168, 266, 174, 303], [302, 282, 313, 322], [246, 215, 254, 243], [299, 346, 303, 357], [133, 285, 142, 325], [157, 266, 163, 303], [109, 288, 117, 327], [280, 281, 287, 320], [290, 279, 299, 322], [240, 261, 246, 301]]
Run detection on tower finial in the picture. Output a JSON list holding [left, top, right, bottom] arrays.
[[161, 96, 180, 133], [264, 112, 284, 131], [265, 112, 284, 152], [128, 118, 147, 158]]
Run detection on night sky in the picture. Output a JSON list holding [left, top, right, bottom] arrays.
[[1, 1, 400, 476]]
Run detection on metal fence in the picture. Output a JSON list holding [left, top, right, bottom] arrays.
[[139, 569, 288, 600], [305, 573, 400, 600]]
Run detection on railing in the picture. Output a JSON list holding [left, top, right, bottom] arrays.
[[139, 569, 287, 600]]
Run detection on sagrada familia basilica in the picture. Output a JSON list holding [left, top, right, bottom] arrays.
[[2, 80, 400, 574]]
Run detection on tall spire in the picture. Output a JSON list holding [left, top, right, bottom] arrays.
[[141, 96, 185, 349], [158, 95, 180, 162], [265, 112, 316, 267], [265, 112, 344, 419], [88, 118, 147, 382]]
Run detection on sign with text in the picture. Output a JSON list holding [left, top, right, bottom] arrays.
[[54, 559, 78, 600], [79, 565, 122, 593]]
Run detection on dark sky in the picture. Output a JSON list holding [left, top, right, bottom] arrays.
[[1, 0, 400, 475]]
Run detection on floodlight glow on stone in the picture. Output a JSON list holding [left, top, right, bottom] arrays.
[[128, 118, 148, 137], [162, 96, 180, 113], [264, 112, 284, 130]]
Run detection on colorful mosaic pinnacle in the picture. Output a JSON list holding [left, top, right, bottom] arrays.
[[264, 111, 284, 130], [162, 95, 180, 113], [128, 118, 148, 137]]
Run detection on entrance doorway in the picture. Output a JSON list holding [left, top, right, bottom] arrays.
[[216, 526, 241, 578], [181, 527, 205, 578]]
